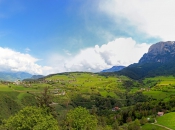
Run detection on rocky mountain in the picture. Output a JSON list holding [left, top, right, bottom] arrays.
[[118, 41, 175, 79], [139, 41, 175, 63], [0, 72, 32, 81], [101, 66, 125, 72]]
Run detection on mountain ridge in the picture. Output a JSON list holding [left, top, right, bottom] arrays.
[[118, 41, 175, 79], [0, 71, 33, 81], [139, 41, 175, 63]]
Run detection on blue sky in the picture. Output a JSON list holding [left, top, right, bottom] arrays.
[[0, 0, 174, 75]]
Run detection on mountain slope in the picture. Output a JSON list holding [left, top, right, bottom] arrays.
[[118, 41, 175, 79], [0, 72, 32, 81], [139, 41, 175, 63]]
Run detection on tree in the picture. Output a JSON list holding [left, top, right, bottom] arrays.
[[140, 117, 147, 125], [64, 106, 97, 130], [126, 117, 132, 123], [112, 121, 120, 130], [133, 119, 141, 130], [128, 119, 140, 130], [36, 87, 52, 109], [29, 87, 57, 118], [5, 106, 59, 130]]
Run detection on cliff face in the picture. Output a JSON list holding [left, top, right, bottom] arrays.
[[139, 41, 175, 63]]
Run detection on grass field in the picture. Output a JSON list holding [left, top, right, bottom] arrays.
[[143, 91, 168, 100], [144, 76, 175, 88], [156, 112, 175, 129], [143, 76, 175, 100], [141, 123, 167, 130], [44, 72, 127, 98], [2, 73, 175, 106], [2, 73, 175, 105]]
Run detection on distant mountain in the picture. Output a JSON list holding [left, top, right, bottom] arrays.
[[101, 66, 125, 72], [30, 75, 44, 79], [118, 41, 175, 79], [0, 72, 32, 81], [23, 75, 44, 81]]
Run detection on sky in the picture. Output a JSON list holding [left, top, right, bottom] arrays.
[[0, 0, 175, 75]]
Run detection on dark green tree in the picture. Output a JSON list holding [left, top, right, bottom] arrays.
[[5, 106, 59, 130], [29, 87, 57, 118], [64, 106, 97, 130]]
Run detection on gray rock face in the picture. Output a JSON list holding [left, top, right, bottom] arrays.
[[139, 41, 175, 63]]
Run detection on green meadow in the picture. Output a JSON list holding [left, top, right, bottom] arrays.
[[144, 76, 175, 88], [142, 76, 175, 100], [44, 72, 127, 98], [156, 112, 175, 129], [141, 123, 167, 130]]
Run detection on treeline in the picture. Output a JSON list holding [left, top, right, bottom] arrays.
[[117, 61, 175, 80]]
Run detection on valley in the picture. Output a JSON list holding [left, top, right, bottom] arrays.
[[1, 72, 175, 129]]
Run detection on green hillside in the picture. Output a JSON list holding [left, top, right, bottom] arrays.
[[156, 112, 175, 129], [142, 124, 167, 130], [1, 72, 175, 129], [118, 61, 175, 80]]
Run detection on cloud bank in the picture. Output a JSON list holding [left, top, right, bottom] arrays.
[[0, 38, 151, 75], [47, 38, 151, 73], [98, 0, 175, 41], [0, 47, 51, 75]]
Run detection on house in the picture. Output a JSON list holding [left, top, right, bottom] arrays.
[[157, 112, 164, 116], [14, 80, 21, 85], [112, 106, 120, 111]]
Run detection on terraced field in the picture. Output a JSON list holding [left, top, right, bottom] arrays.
[[143, 76, 175, 100]]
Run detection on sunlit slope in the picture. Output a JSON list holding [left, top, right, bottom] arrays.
[[156, 112, 175, 129], [45, 72, 128, 98], [143, 76, 175, 100]]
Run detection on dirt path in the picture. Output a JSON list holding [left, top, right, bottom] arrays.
[[151, 119, 173, 130]]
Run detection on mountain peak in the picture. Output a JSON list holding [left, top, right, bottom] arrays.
[[148, 41, 175, 54], [139, 41, 175, 63], [118, 41, 175, 79]]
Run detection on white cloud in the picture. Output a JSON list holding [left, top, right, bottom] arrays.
[[98, 0, 175, 41], [47, 38, 151, 73], [0, 38, 151, 75], [0, 47, 52, 75]]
